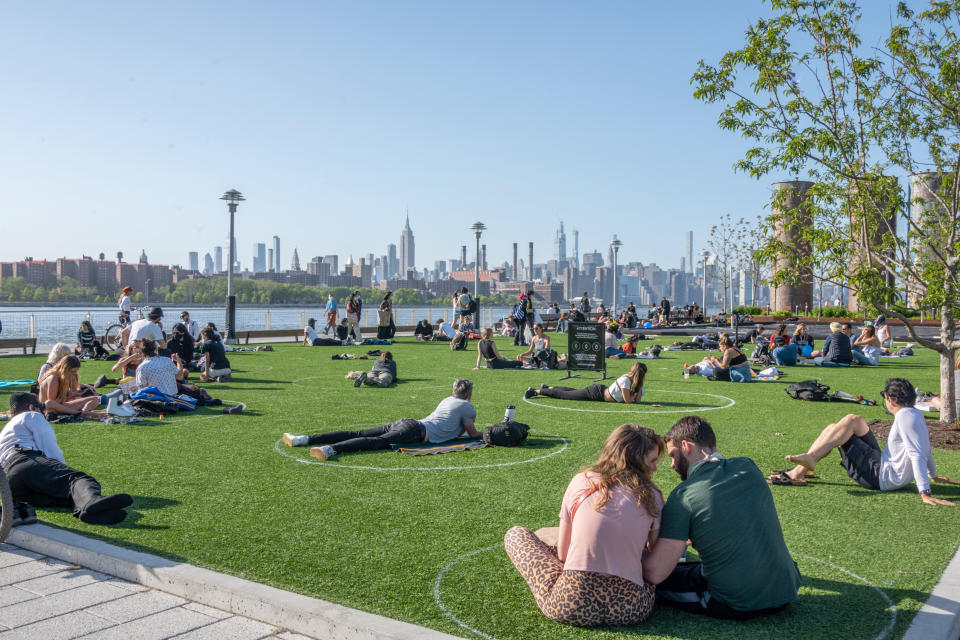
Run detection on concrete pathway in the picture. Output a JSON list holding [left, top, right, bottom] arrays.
[[0, 542, 312, 640]]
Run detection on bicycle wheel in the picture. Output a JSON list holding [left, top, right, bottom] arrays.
[[103, 324, 123, 352], [0, 466, 13, 543]]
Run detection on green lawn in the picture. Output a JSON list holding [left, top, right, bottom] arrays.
[[1, 334, 957, 640]]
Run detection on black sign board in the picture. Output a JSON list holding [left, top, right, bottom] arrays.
[[563, 321, 607, 379]]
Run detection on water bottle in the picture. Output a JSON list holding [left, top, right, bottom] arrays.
[[504, 404, 515, 423]]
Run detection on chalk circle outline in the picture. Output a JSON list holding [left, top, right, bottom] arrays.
[[522, 388, 735, 414], [272, 429, 568, 471], [433, 546, 896, 640]]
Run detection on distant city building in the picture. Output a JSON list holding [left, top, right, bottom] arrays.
[[214, 246, 223, 273], [400, 214, 415, 275], [272, 236, 281, 273], [554, 221, 567, 261], [203, 253, 214, 276], [387, 244, 399, 278], [323, 254, 338, 276], [267, 248, 274, 273], [253, 243, 266, 273], [581, 251, 603, 277], [572, 229, 579, 270], [686, 231, 694, 274], [290, 247, 301, 271], [188, 252, 199, 272], [139, 249, 148, 264]]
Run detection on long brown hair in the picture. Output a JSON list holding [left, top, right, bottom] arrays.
[[40, 354, 81, 402], [625, 361, 647, 393], [586, 424, 664, 517]]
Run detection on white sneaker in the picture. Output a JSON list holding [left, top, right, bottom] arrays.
[[283, 433, 308, 447], [310, 445, 336, 460]]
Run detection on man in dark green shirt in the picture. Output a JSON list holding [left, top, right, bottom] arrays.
[[643, 416, 801, 619]]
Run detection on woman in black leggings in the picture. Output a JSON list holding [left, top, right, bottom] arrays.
[[475, 328, 524, 369], [525, 362, 646, 404]]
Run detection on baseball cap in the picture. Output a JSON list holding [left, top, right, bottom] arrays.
[[148, 307, 164, 319]]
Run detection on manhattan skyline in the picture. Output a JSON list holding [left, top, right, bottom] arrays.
[[0, 2, 909, 269]]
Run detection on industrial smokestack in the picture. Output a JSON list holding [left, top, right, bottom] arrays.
[[481, 244, 487, 270], [528, 242, 534, 281], [512, 243, 518, 280], [461, 245, 467, 268]]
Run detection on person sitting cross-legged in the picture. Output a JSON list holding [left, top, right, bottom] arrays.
[[283, 379, 480, 460], [0, 392, 133, 526], [475, 328, 523, 369], [775, 377, 958, 503], [353, 351, 398, 387]]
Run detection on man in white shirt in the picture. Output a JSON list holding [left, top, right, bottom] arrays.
[[123, 306, 166, 351], [180, 311, 200, 341], [0, 392, 133, 526], [778, 377, 958, 504]]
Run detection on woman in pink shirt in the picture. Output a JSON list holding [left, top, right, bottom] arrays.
[[504, 424, 664, 627]]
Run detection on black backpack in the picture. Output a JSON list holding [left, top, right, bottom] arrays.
[[534, 349, 558, 369], [570, 309, 586, 323], [785, 380, 831, 401], [750, 341, 773, 365], [451, 333, 469, 350], [482, 420, 530, 446]]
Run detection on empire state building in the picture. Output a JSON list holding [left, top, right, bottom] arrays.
[[400, 214, 415, 277]]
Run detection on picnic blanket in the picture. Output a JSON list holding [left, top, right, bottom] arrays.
[[0, 379, 35, 389], [391, 439, 488, 456]]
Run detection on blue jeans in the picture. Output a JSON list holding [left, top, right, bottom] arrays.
[[730, 363, 753, 382], [307, 419, 426, 453], [851, 350, 878, 366], [605, 347, 627, 358], [772, 345, 798, 366]]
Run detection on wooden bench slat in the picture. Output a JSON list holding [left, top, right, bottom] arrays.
[[0, 337, 38, 355]]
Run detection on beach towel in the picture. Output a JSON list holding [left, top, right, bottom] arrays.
[[391, 439, 487, 456], [0, 379, 35, 389]]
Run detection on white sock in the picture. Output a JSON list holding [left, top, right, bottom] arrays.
[[320, 445, 336, 459], [284, 434, 308, 447]]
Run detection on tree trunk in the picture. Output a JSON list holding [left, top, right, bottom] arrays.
[[939, 305, 957, 424]]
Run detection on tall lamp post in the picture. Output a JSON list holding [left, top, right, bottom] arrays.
[[471, 222, 486, 321], [610, 236, 622, 317], [701, 250, 710, 320], [220, 189, 245, 344]]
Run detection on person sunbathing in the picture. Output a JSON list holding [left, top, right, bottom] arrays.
[[773, 378, 959, 503], [526, 362, 646, 404]]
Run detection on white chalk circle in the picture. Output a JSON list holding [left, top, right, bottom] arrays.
[[273, 429, 568, 471], [434, 546, 897, 640], [522, 388, 735, 414]]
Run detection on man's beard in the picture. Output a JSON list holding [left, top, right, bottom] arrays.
[[675, 455, 690, 481]]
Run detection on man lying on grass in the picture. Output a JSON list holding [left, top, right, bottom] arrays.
[[773, 377, 958, 505], [643, 416, 801, 619], [283, 378, 480, 460]]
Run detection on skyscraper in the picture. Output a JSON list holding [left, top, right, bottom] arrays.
[[272, 236, 281, 273], [203, 253, 213, 276], [400, 214, 415, 276], [554, 222, 567, 261], [291, 248, 301, 271], [573, 229, 580, 270], [214, 246, 223, 273], [253, 243, 266, 273], [267, 248, 274, 272], [686, 231, 694, 274], [188, 252, 199, 271], [387, 244, 398, 278]]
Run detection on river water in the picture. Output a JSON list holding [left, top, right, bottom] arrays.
[[0, 305, 519, 346]]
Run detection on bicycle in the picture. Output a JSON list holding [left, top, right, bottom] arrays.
[[102, 305, 151, 352]]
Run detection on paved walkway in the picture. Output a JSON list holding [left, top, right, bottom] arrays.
[[0, 542, 312, 640]]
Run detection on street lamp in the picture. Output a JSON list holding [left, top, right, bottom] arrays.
[[220, 189, 245, 344], [470, 222, 486, 320], [701, 250, 710, 319], [610, 236, 623, 317]]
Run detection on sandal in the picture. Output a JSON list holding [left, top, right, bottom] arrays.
[[771, 468, 814, 478], [767, 471, 806, 486]]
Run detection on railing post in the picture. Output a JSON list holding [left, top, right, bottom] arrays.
[[428, 309, 433, 324], [265, 309, 272, 330], [301, 310, 306, 329], [29, 313, 36, 339]]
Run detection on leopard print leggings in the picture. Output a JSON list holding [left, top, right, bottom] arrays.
[[504, 526, 656, 627]]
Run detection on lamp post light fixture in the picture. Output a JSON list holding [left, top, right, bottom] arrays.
[[220, 189, 245, 344], [470, 222, 486, 320], [610, 236, 623, 317]]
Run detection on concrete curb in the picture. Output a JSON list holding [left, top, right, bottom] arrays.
[[903, 541, 960, 640], [9, 524, 462, 640]]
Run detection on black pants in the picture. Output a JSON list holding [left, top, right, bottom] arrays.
[[490, 358, 523, 369], [540, 384, 605, 402], [514, 319, 527, 345], [658, 562, 790, 620], [307, 419, 426, 453], [3, 451, 103, 519]]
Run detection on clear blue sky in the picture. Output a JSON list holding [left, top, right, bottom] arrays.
[[0, 1, 906, 271]]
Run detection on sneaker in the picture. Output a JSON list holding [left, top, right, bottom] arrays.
[[284, 433, 308, 447], [540, 383, 548, 390], [354, 372, 368, 387], [310, 445, 336, 460], [17, 504, 37, 526], [222, 403, 243, 415], [94, 374, 108, 389], [524, 387, 536, 399]]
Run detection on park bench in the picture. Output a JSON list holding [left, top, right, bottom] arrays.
[[0, 337, 38, 355]]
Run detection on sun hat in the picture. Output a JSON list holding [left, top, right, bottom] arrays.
[[122, 286, 133, 293]]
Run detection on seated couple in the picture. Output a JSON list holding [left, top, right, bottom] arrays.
[[683, 336, 751, 381], [475, 326, 551, 369], [771, 377, 958, 504], [504, 417, 800, 627], [808, 322, 880, 367], [525, 362, 645, 404], [283, 379, 479, 460], [304, 318, 352, 346]]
